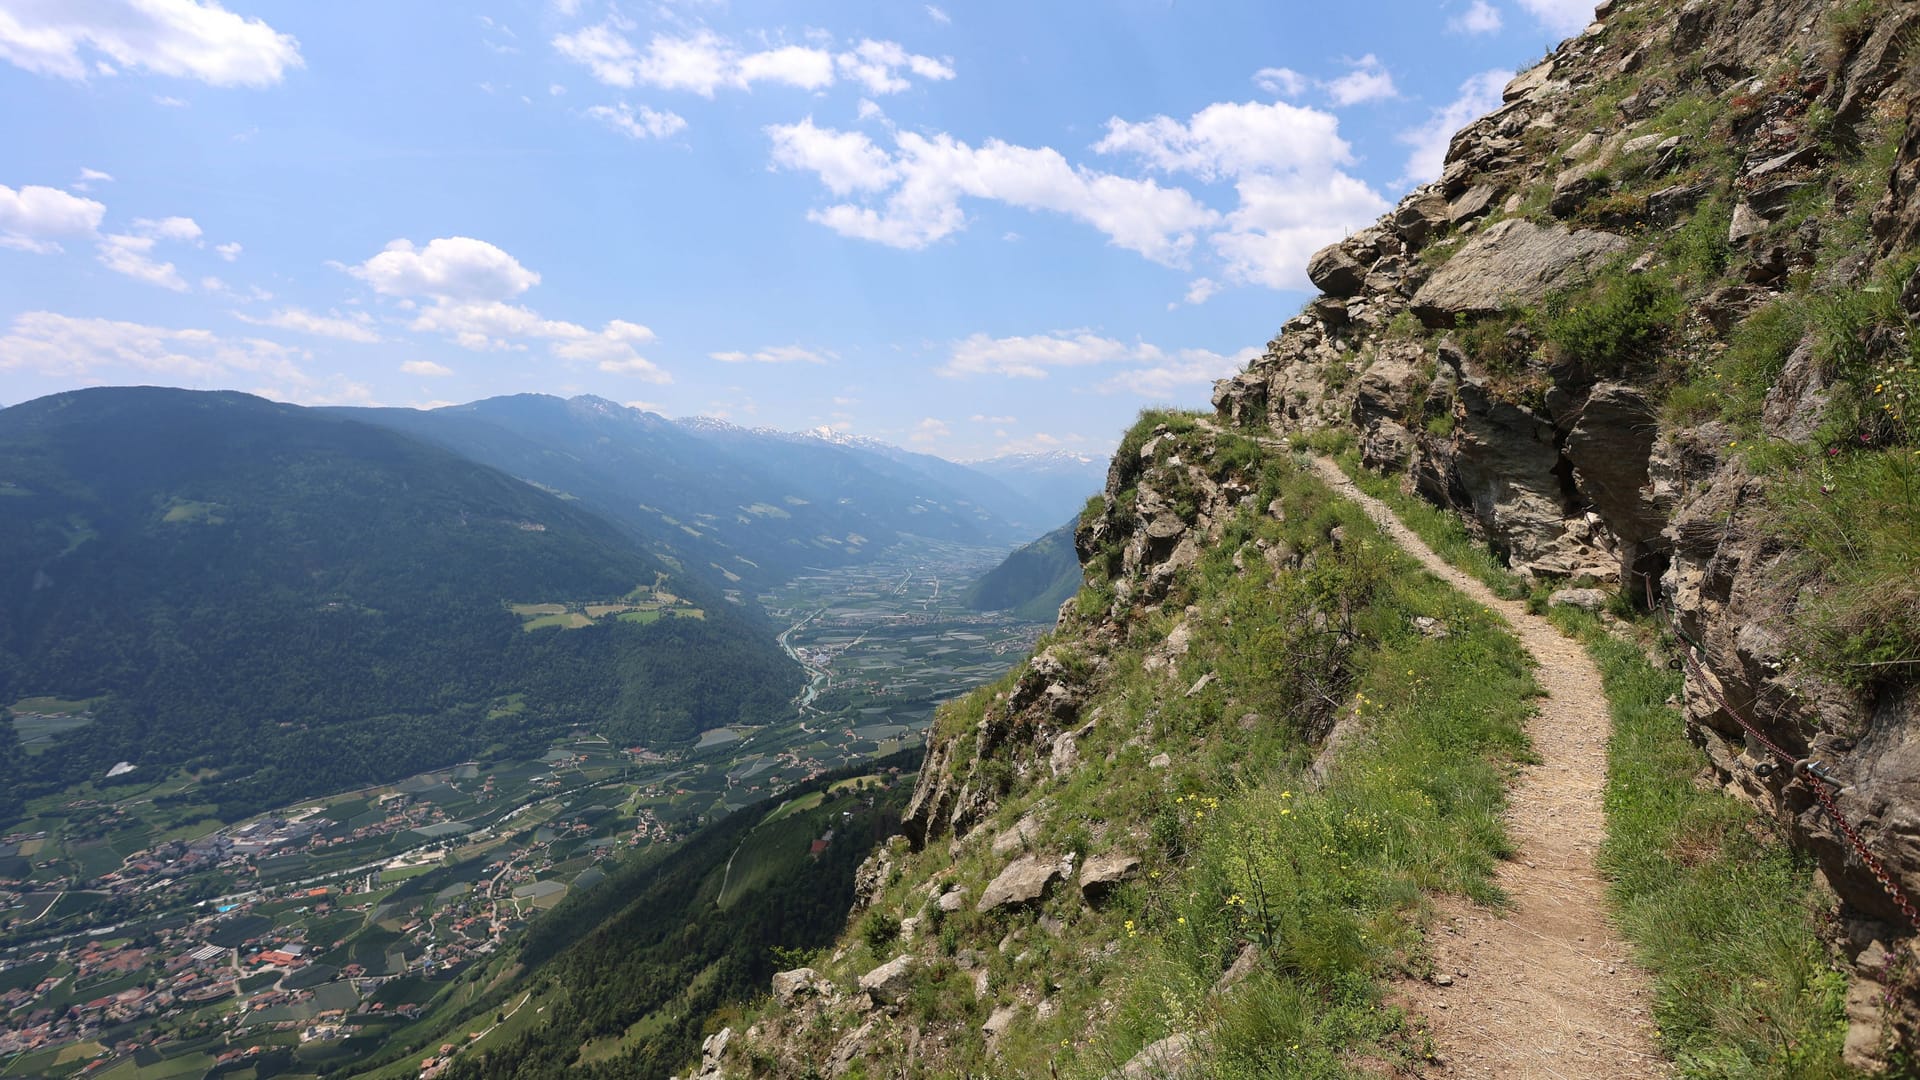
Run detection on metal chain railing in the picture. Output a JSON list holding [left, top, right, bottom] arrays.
[[1667, 613, 1920, 929]]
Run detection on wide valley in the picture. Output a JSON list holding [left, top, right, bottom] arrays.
[[0, 536, 1050, 1080]]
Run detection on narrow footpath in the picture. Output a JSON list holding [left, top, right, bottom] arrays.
[[1307, 457, 1668, 1079]]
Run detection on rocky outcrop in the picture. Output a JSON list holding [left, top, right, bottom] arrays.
[[1410, 219, 1629, 327], [1210, 0, 1920, 1063]]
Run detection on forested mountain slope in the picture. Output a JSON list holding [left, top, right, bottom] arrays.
[[962, 518, 1084, 622], [0, 388, 798, 822]]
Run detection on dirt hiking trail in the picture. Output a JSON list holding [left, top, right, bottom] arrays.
[[1308, 456, 1668, 1079]]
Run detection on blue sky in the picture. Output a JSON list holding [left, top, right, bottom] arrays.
[[0, 0, 1594, 459]]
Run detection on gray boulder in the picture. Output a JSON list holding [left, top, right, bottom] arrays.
[[1307, 242, 1369, 297], [976, 853, 1065, 912], [857, 954, 916, 1005], [771, 967, 829, 1007], [1548, 588, 1609, 611], [1411, 219, 1629, 327], [1117, 1033, 1197, 1078], [1079, 852, 1141, 904]]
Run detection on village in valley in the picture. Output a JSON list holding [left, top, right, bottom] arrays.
[[0, 537, 1047, 1079]]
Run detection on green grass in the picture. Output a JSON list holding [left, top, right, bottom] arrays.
[[1553, 608, 1854, 1078], [1544, 265, 1685, 380], [10, 711, 96, 754], [1082, 467, 1539, 1078], [1331, 451, 1530, 600], [758, 790, 824, 826], [815, 442, 1542, 1079]]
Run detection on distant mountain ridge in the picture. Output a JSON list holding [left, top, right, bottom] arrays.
[[965, 449, 1109, 523], [0, 388, 798, 821], [336, 396, 1052, 591]]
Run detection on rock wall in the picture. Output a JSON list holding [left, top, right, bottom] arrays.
[[1212, 0, 1920, 1063]]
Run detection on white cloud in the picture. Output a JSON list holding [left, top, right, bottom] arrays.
[[776, 126, 1218, 264], [74, 167, 113, 191], [133, 215, 202, 242], [550, 0, 583, 15], [1324, 54, 1398, 106], [856, 97, 884, 123], [1094, 99, 1352, 181], [767, 118, 897, 195], [1450, 0, 1505, 34], [1399, 68, 1511, 184], [215, 240, 241, 260], [553, 25, 944, 97], [236, 307, 380, 343], [0, 183, 106, 253], [909, 417, 951, 444], [708, 345, 829, 364], [926, 5, 950, 24], [96, 233, 188, 290], [551, 320, 670, 383], [0, 0, 302, 86], [549, 82, 566, 96], [1095, 96, 1388, 289], [970, 414, 1015, 424], [0, 310, 307, 383], [408, 301, 582, 350], [1211, 171, 1391, 290], [1253, 67, 1308, 98], [738, 44, 837, 91], [1184, 278, 1219, 305], [1097, 346, 1262, 398], [835, 38, 953, 95], [555, 26, 833, 95], [351, 236, 662, 373], [153, 94, 187, 106], [1516, 0, 1595, 35], [587, 101, 687, 140], [401, 359, 453, 377], [942, 331, 1151, 379], [351, 236, 540, 302]]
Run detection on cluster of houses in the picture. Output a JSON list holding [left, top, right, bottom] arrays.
[[0, 934, 241, 1056]]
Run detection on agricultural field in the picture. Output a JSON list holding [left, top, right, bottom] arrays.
[[6, 697, 99, 755], [509, 573, 705, 632]]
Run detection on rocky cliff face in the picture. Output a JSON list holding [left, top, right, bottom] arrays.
[[1214, 0, 1920, 1061]]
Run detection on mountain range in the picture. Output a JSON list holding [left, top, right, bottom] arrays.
[[0, 387, 1088, 824], [333, 395, 1068, 592]]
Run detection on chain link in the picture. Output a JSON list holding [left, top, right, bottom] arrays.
[[1672, 628, 1920, 928]]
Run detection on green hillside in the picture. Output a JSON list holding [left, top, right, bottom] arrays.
[[963, 518, 1084, 622], [340, 756, 914, 1080], [0, 388, 799, 823]]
